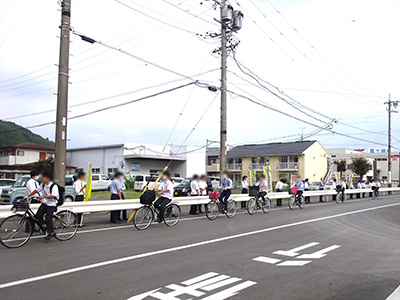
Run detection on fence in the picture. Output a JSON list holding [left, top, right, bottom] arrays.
[[0, 188, 399, 219]]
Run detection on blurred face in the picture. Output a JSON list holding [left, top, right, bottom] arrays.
[[42, 176, 51, 184], [163, 175, 168, 181]]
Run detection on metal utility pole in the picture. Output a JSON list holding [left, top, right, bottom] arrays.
[[54, 0, 71, 186], [385, 94, 399, 188], [219, 0, 227, 177]]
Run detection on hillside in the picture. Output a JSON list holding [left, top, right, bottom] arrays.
[[0, 120, 54, 147]]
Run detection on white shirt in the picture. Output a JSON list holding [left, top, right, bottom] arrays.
[[339, 181, 346, 190], [199, 180, 208, 196], [26, 178, 40, 198], [371, 182, 381, 188], [36, 181, 59, 207], [159, 180, 174, 199], [256, 180, 267, 191], [275, 181, 284, 191], [331, 181, 337, 190], [190, 180, 200, 195], [73, 179, 85, 196], [357, 183, 362, 189], [361, 183, 366, 189], [241, 180, 248, 189], [304, 181, 309, 189]]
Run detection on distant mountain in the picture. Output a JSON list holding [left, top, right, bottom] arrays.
[[0, 120, 54, 147]]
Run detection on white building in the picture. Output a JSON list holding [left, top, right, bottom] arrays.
[[66, 142, 206, 178]]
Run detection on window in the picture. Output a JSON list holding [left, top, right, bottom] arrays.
[[135, 175, 144, 181], [65, 177, 74, 186], [16, 150, 24, 156], [149, 169, 161, 175], [279, 156, 288, 163], [376, 158, 387, 161], [382, 176, 388, 180], [92, 175, 100, 181], [108, 168, 118, 173], [101, 175, 109, 180], [75, 168, 83, 173], [174, 174, 180, 178], [208, 158, 217, 165], [92, 168, 100, 174]]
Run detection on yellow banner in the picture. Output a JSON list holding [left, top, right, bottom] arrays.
[[263, 166, 273, 193], [84, 163, 92, 202]]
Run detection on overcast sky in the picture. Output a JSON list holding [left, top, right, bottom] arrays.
[[0, 0, 399, 152]]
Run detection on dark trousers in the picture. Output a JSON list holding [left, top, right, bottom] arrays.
[[258, 191, 267, 203], [356, 193, 361, 199], [154, 196, 171, 220], [319, 188, 324, 202], [276, 189, 283, 206], [219, 189, 231, 210], [241, 188, 247, 208], [304, 189, 310, 203], [36, 203, 57, 234], [110, 193, 126, 223], [75, 195, 84, 224], [190, 194, 200, 214], [296, 191, 303, 202]]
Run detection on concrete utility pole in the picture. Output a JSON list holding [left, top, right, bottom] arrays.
[[384, 94, 399, 188], [54, 0, 71, 186], [220, 0, 227, 177]]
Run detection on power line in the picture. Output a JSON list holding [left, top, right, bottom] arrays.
[[0, 65, 53, 84]]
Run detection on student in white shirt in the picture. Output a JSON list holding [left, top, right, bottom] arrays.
[[197, 175, 208, 213], [331, 178, 337, 201], [241, 175, 249, 209], [73, 171, 86, 225], [189, 174, 201, 215], [26, 170, 40, 202], [154, 171, 174, 223], [26, 171, 59, 240], [275, 179, 285, 206], [256, 174, 268, 205], [304, 178, 311, 203], [371, 178, 381, 198], [361, 180, 366, 198]]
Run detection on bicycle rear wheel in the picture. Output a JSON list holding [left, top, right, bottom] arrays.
[[288, 196, 295, 210], [262, 198, 271, 214], [226, 200, 237, 218], [53, 210, 79, 241], [133, 206, 154, 230], [246, 198, 257, 215], [0, 214, 32, 248], [335, 193, 341, 204], [206, 200, 219, 220], [164, 204, 181, 227]]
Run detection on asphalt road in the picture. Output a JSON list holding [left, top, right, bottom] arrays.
[[0, 195, 399, 300]]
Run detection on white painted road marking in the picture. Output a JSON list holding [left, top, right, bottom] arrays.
[[297, 245, 341, 259], [273, 242, 320, 257], [126, 272, 256, 300], [253, 256, 282, 264], [0, 202, 398, 289], [277, 260, 312, 266], [386, 284, 400, 300]]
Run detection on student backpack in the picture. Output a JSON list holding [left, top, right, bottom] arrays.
[[49, 183, 65, 207]]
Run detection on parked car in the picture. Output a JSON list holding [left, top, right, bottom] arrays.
[[91, 174, 112, 191], [0, 179, 16, 196], [134, 174, 161, 191], [309, 182, 320, 190], [172, 177, 184, 188], [173, 178, 192, 197], [0, 175, 75, 205]]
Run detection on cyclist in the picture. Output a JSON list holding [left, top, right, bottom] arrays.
[[291, 176, 304, 203], [338, 178, 346, 201], [256, 174, 268, 205], [26, 171, 59, 240], [154, 171, 174, 223], [219, 170, 233, 213], [371, 178, 381, 198]]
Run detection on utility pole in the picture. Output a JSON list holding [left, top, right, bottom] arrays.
[[219, 0, 228, 178], [54, 0, 71, 186], [384, 94, 399, 189]]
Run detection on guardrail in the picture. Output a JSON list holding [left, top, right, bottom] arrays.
[[0, 188, 399, 219]]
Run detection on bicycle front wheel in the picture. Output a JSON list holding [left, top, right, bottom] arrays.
[[226, 200, 237, 218], [206, 200, 219, 220], [262, 198, 271, 214], [246, 198, 257, 215], [164, 204, 181, 227], [133, 206, 154, 230], [298, 196, 304, 209], [53, 210, 79, 241], [336, 193, 341, 204], [288, 196, 295, 210], [0, 214, 32, 248]]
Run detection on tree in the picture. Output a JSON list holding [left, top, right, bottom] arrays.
[[32, 157, 54, 173], [350, 157, 372, 180], [333, 159, 347, 173]]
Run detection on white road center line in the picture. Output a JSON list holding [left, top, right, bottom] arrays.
[[0, 202, 398, 289]]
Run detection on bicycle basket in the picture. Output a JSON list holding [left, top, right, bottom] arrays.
[[289, 187, 298, 195], [249, 186, 258, 197], [140, 189, 156, 205], [209, 191, 220, 200], [12, 198, 29, 212]]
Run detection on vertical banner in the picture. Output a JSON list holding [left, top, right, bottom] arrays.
[[84, 163, 93, 202], [263, 166, 273, 193], [348, 174, 353, 188], [290, 174, 296, 186], [249, 169, 253, 186], [334, 171, 341, 182]]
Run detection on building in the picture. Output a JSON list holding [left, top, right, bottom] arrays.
[[327, 148, 399, 184], [0, 143, 55, 178], [206, 147, 220, 177], [226, 140, 328, 184], [66, 142, 206, 178]]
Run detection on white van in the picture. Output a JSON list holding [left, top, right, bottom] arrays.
[[134, 175, 161, 191], [91, 174, 112, 191]]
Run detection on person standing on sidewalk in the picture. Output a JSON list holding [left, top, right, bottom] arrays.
[[275, 179, 285, 207], [189, 174, 201, 215], [109, 171, 126, 223], [241, 175, 249, 209], [318, 178, 325, 202], [73, 171, 86, 226], [304, 178, 310, 203]]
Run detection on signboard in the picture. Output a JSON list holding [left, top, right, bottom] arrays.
[[131, 162, 140, 172], [368, 148, 389, 153]]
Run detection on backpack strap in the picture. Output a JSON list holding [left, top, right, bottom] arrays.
[[49, 183, 55, 193]]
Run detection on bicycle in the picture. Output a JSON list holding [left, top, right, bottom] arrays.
[[336, 188, 345, 203], [246, 192, 271, 215], [0, 197, 79, 249], [133, 201, 181, 230], [205, 198, 237, 220], [288, 192, 304, 210], [372, 187, 380, 200]]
